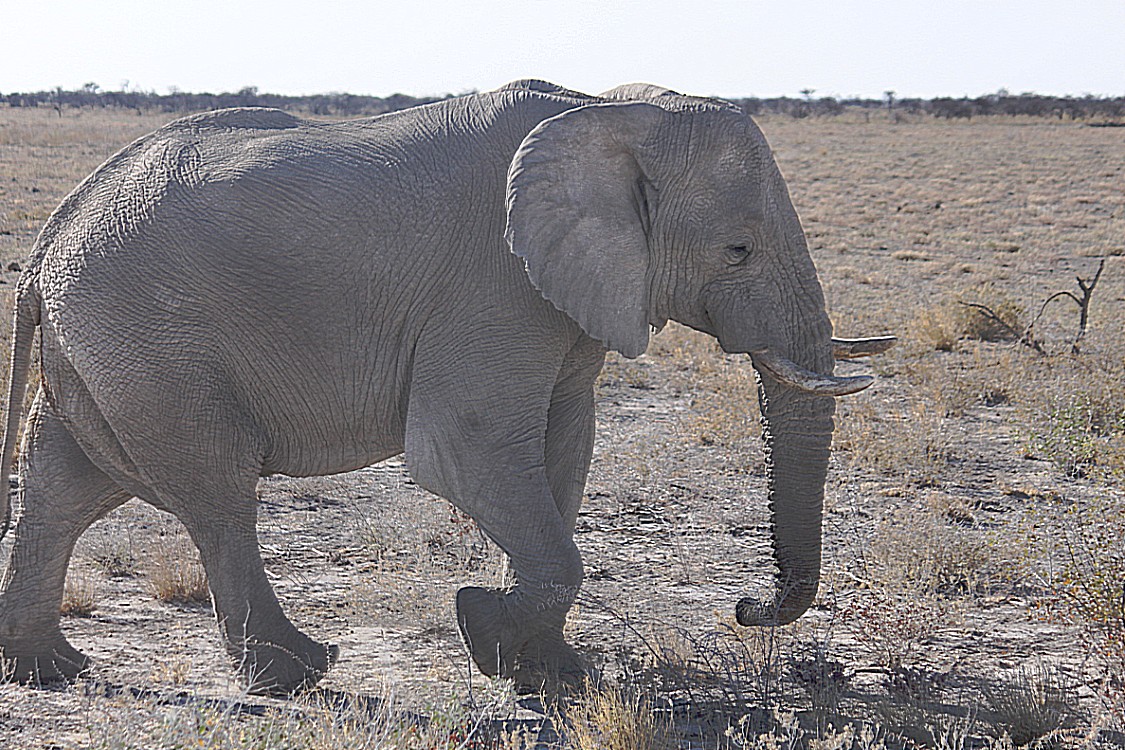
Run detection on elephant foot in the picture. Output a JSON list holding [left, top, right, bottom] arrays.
[[456, 586, 589, 695], [236, 639, 339, 696], [0, 636, 90, 686], [508, 635, 591, 696], [457, 586, 520, 678]]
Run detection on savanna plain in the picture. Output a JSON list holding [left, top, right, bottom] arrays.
[[0, 104, 1123, 748]]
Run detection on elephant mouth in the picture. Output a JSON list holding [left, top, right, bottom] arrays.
[[749, 336, 896, 397]]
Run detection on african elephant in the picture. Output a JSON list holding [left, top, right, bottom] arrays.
[[0, 79, 892, 695]]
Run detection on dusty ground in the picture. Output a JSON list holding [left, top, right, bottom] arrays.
[[0, 105, 1123, 747]]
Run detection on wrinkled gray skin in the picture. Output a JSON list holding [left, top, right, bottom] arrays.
[[0, 79, 853, 694]]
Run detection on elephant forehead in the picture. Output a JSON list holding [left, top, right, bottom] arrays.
[[669, 170, 766, 226], [713, 175, 767, 220], [715, 141, 770, 192]]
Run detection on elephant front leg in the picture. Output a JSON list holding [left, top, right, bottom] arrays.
[[405, 336, 604, 693], [455, 528, 585, 692], [459, 380, 600, 691], [410, 432, 589, 692]]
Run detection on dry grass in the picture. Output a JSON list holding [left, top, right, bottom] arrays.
[[835, 397, 952, 486], [59, 569, 97, 618], [610, 323, 763, 455], [561, 684, 673, 750], [79, 682, 524, 749], [87, 534, 140, 578], [3, 107, 1125, 747], [908, 284, 1025, 353], [343, 463, 507, 644], [983, 663, 1077, 747], [1047, 499, 1125, 729], [1018, 348, 1125, 479], [843, 589, 953, 669], [860, 504, 1017, 596], [146, 533, 210, 604]]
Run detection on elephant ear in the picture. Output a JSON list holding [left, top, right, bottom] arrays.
[[505, 102, 665, 359]]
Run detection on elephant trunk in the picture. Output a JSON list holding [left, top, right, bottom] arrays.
[[736, 378, 835, 625], [709, 163, 889, 626], [706, 300, 838, 626], [711, 217, 839, 626]]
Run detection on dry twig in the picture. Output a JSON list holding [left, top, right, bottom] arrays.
[[962, 259, 1107, 355], [1024, 258, 1106, 354]]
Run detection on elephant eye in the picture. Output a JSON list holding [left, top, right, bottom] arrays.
[[724, 244, 752, 265]]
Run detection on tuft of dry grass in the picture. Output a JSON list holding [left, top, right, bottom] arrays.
[[843, 589, 952, 669], [88, 535, 140, 578], [646, 617, 815, 719], [860, 504, 1014, 596], [908, 284, 1025, 353], [909, 302, 966, 353], [1018, 351, 1125, 479], [60, 569, 97, 618], [958, 283, 1026, 343], [562, 684, 673, 750], [983, 663, 1077, 747], [835, 398, 951, 486], [147, 534, 210, 605]]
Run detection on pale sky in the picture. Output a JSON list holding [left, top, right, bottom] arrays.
[[2, 0, 1123, 99]]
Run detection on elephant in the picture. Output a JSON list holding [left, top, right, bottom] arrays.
[[0, 79, 893, 695]]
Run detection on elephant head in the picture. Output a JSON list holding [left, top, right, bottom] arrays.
[[506, 96, 890, 626]]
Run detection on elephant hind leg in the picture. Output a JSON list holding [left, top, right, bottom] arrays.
[[165, 475, 336, 696], [0, 390, 130, 684], [62, 356, 335, 695]]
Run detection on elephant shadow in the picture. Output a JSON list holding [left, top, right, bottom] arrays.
[[81, 679, 559, 745]]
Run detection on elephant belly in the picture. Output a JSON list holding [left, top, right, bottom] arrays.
[[253, 381, 410, 479], [262, 436, 406, 479]]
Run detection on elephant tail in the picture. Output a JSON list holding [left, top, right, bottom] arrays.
[[1, 278, 40, 541]]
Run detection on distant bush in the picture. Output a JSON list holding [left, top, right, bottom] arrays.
[[3, 85, 1123, 121], [927, 91, 1125, 120], [732, 90, 1125, 120], [1, 84, 452, 117]]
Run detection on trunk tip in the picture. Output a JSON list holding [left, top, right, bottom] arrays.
[[736, 597, 789, 627], [736, 597, 773, 626], [735, 591, 814, 627]]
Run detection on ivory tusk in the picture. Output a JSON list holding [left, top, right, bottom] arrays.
[[751, 349, 874, 396], [832, 336, 897, 360]]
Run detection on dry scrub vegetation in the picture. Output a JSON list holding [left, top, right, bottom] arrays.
[[1, 105, 1124, 747]]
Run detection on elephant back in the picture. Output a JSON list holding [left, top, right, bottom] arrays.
[[165, 108, 302, 132]]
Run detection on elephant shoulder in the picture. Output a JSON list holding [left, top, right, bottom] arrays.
[[162, 108, 304, 133], [599, 83, 683, 101], [598, 84, 742, 116]]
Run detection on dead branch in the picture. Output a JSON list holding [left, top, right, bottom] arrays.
[[957, 301, 1046, 354], [1023, 258, 1106, 354], [1072, 259, 1106, 352]]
